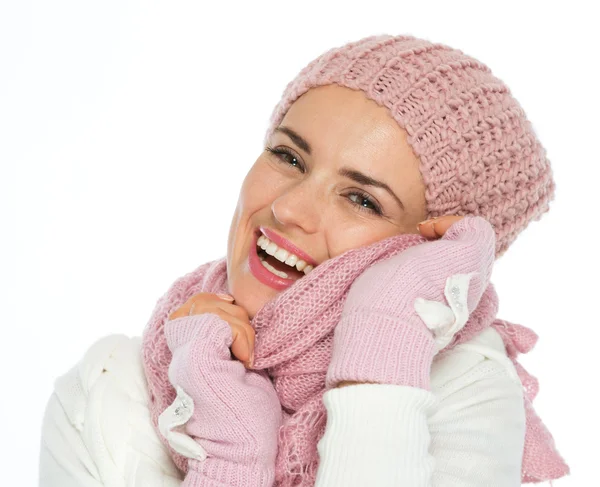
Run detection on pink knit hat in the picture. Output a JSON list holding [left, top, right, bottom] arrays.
[[263, 34, 556, 258]]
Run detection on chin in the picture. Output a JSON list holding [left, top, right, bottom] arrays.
[[228, 271, 278, 322], [233, 291, 271, 323]]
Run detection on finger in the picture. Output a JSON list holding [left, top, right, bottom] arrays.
[[210, 303, 254, 350], [168, 299, 194, 320], [244, 322, 255, 365], [417, 216, 442, 239], [167, 295, 255, 367], [168, 293, 235, 320], [219, 310, 255, 365], [417, 215, 464, 239], [431, 215, 465, 237], [229, 323, 253, 365], [206, 308, 254, 365], [212, 301, 250, 323]]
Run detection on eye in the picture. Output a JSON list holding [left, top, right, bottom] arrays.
[[265, 146, 305, 172], [265, 145, 384, 217], [345, 190, 383, 216]]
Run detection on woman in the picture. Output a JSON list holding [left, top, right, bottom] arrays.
[[39, 34, 570, 486]]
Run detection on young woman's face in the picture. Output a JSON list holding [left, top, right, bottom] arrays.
[[227, 84, 428, 319]]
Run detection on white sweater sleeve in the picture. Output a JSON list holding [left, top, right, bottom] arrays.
[[314, 328, 526, 487], [39, 334, 183, 487], [40, 329, 525, 487]]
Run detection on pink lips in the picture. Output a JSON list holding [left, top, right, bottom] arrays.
[[259, 227, 318, 267], [248, 231, 298, 291]]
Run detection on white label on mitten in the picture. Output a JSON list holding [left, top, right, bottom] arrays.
[[414, 272, 476, 353], [158, 385, 207, 461]]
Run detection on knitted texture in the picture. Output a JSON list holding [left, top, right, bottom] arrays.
[[326, 216, 495, 391], [165, 313, 282, 486], [141, 217, 569, 486], [263, 34, 556, 259]]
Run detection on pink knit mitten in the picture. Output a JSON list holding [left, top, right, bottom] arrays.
[[326, 215, 496, 391], [164, 313, 283, 487]]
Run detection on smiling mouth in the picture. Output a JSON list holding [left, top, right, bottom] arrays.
[[256, 247, 306, 280], [252, 228, 315, 280]]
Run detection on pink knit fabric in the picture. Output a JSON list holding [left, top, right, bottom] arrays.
[[141, 224, 569, 485], [326, 216, 495, 392], [165, 313, 282, 486], [263, 34, 556, 259]]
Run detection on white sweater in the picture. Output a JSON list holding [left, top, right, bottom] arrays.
[[39, 326, 526, 486]]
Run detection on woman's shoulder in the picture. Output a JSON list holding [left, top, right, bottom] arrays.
[[53, 334, 146, 413], [40, 334, 182, 487]]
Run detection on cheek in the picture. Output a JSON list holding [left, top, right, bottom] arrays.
[[226, 201, 242, 261], [323, 220, 386, 258], [227, 161, 281, 257], [226, 166, 260, 259], [239, 161, 283, 211]]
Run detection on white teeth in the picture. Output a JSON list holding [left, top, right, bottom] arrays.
[[256, 233, 316, 275], [274, 247, 289, 262], [265, 242, 278, 256], [260, 259, 288, 278]]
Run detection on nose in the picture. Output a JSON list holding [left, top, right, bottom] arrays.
[[271, 181, 319, 234]]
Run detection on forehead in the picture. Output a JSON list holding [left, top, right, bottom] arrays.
[[277, 84, 422, 181]]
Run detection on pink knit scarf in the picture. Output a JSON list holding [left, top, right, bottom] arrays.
[[141, 232, 569, 486]]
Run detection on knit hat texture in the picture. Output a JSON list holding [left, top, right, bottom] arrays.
[[263, 34, 556, 258]]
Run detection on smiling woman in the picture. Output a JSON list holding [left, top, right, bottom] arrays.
[[39, 33, 569, 487]]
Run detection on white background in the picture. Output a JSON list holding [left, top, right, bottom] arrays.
[[1, 0, 597, 485]]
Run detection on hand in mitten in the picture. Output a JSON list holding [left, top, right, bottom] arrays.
[[162, 312, 283, 487], [326, 215, 496, 391]]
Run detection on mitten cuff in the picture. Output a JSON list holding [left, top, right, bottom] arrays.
[[326, 311, 436, 391], [164, 313, 232, 353], [184, 457, 275, 487]]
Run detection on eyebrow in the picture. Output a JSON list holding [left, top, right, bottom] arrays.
[[338, 167, 405, 211], [274, 125, 312, 155], [273, 125, 405, 211]]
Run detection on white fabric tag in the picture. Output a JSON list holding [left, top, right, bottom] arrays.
[[158, 385, 207, 461], [414, 272, 477, 353]]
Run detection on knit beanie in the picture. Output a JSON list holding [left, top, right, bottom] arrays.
[[263, 34, 556, 258]]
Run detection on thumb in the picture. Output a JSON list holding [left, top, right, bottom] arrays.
[[229, 326, 253, 367]]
